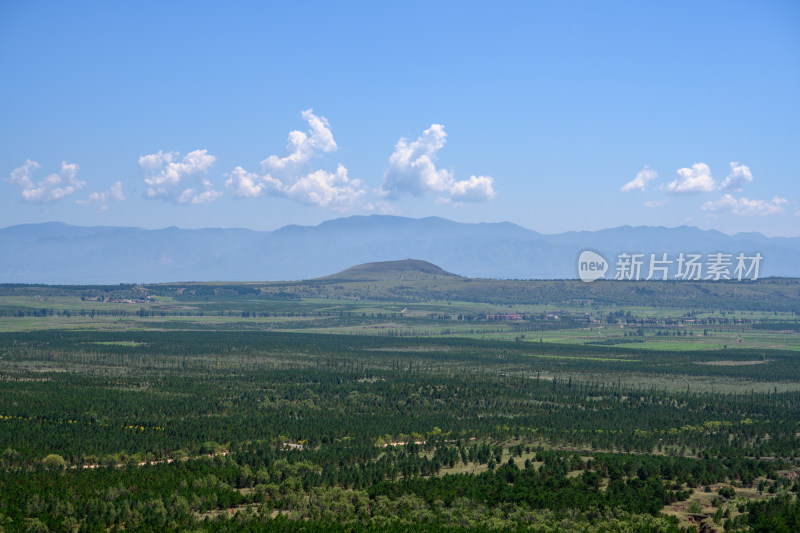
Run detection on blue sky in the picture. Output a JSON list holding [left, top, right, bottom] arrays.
[[2, 1, 798, 236]]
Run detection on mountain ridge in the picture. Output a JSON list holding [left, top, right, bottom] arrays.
[[1, 215, 798, 283], [5, 216, 794, 241]]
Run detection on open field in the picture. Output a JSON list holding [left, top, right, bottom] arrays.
[[0, 277, 799, 531]]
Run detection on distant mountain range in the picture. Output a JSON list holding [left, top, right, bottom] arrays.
[[1, 216, 798, 283]]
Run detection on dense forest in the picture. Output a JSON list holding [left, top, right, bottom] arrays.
[[0, 279, 798, 531]]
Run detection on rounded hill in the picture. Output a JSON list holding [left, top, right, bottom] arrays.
[[318, 259, 458, 281]]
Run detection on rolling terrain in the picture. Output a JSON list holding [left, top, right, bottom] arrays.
[[0, 266, 799, 531]]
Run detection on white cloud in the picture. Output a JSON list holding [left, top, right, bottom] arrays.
[[719, 162, 753, 191], [379, 124, 496, 202], [664, 162, 715, 194], [176, 179, 223, 204], [449, 175, 496, 202], [225, 109, 366, 211], [139, 149, 220, 204], [77, 181, 125, 211], [6, 160, 86, 203], [621, 166, 658, 192], [702, 194, 787, 216], [381, 124, 452, 198], [225, 167, 270, 198], [283, 165, 366, 210], [260, 109, 337, 177]]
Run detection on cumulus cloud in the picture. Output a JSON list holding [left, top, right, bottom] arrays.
[[177, 179, 222, 205], [664, 162, 716, 194], [702, 194, 787, 216], [261, 109, 337, 176], [623, 161, 790, 216], [283, 165, 366, 210], [225, 109, 365, 211], [139, 149, 220, 204], [621, 166, 658, 192], [626, 161, 755, 196], [77, 181, 125, 211], [719, 162, 753, 191], [225, 167, 271, 198], [449, 175, 496, 202], [380, 124, 495, 202], [6, 160, 86, 203], [381, 124, 452, 197]]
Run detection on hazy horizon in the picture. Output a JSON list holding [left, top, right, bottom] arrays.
[[3, 213, 800, 240]]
